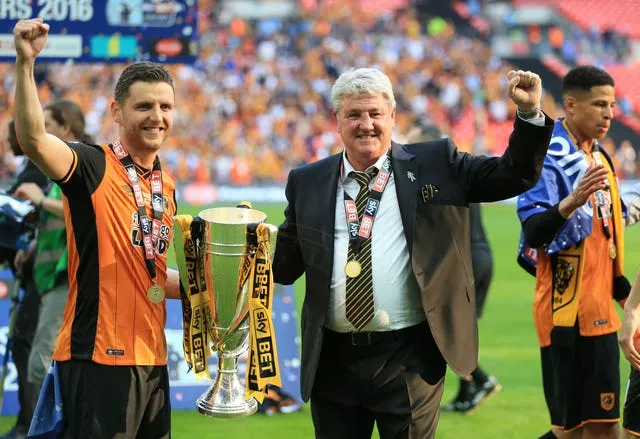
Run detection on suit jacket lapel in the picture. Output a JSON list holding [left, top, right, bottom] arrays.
[[391, 142, 418, 255], [315, 154, 341, 274]]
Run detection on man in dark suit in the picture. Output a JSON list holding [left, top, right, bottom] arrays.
[[273, 67, 553, 438]]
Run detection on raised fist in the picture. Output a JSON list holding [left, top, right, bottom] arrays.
[[13, 18, 50, 62], [507, 70, 542, 113]]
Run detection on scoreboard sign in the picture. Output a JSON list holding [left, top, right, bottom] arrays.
[[0, 0, 198, 64]]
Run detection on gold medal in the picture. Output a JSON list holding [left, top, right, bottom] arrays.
[[345, 260, 362, 278], [147, 284, 165, 304], [609, 242, 617, 260]]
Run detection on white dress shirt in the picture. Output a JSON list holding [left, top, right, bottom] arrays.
[[325, 113, 547, 333], [326, 151, 425, 332]]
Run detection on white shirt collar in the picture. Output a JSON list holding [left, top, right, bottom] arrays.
[[341, 148, 390, 183]]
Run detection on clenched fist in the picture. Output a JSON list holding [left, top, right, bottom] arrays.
[[13, 18, 50, 62], [507, 70, 542, 113]]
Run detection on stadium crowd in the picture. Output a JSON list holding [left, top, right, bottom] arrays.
[[0, 0, 638, 188], [2, 1, 640, 438]]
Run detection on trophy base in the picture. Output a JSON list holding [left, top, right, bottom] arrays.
[[196, 369, 258, 418]]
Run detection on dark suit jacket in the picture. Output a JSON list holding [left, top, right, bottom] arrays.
[[273, 116, 554, 402]]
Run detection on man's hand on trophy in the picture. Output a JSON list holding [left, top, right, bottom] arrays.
[[13, 18, 50, 62], [507, 70, 542, 117]]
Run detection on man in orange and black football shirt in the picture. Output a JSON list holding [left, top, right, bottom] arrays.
[[518, 66, 630, 439], [13, 19, 182, 438]]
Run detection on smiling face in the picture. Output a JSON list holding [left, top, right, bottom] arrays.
[[335, 92, 395, 171], [111, 81, 174, 157], [565, 85, 616, 142]]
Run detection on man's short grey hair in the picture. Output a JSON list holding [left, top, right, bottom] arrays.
[[331, 68, 396, 113]]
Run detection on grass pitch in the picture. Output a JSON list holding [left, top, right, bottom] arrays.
[[2, 203, 638, 438]]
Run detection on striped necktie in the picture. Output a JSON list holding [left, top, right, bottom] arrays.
[[345, 169, 377, 330]]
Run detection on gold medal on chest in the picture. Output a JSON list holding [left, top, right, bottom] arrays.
[[345, 260, 362, 278], [609, 242, 617, 260], [147, 284, 166, 304]]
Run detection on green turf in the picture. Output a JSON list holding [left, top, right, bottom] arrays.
[[2, 203, 638, 438]]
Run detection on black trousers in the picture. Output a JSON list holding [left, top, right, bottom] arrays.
[[471, 243, 493, 318], [12, 279, 40, 430], [311, 322, 446, 439], [57, 360, 171, 439]]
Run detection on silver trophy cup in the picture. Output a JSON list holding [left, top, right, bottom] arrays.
[[174, 207, 277, 417]]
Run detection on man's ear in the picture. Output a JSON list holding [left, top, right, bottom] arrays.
[[564, 95, 576, 116], [111, 100, 122, 124]]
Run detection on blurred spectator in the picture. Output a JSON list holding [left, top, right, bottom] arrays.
[[0, 0, 637, 187], [617, 140, 637, 179]]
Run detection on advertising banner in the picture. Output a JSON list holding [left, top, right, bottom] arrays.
[[0, 0, 198, 64]]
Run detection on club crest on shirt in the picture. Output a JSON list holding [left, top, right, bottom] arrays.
[[553, 259, 574, 296], [600, 392, 615, 411]]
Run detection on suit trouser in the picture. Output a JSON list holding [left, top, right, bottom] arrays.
[[471, 243, 493, 318], [310, 322, 445, 439], [12, 280, 41, 430]]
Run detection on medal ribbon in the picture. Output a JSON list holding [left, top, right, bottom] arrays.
[[592, 148, 612, 239], [113, 138, 163, 280], [246, 223, 281, 403], [595, 147, 626, 275], [342, 155, 392, 254]]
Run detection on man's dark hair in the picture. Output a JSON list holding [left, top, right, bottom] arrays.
[[44, 100, 91, 142], [562, 66, 615, 95], [114, 61, 174, 106], [6, 119, 22, 156]]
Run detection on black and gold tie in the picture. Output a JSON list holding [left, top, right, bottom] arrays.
[[345, 169, 377, 330]]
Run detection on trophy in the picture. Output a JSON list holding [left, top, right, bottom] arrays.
[[174, 206, 280, 418]]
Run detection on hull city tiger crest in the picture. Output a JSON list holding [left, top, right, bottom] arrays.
[[600, 392, 615, 411], [552, 244, 586, 328], [553, 259, 574, 295]]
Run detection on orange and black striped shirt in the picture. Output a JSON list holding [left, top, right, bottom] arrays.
[[52, 142, 177, 366], [533, 158, 620, 347]]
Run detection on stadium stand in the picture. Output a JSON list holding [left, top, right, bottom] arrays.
[[0, 0, 638, 186], [512, 0, 640, 39]]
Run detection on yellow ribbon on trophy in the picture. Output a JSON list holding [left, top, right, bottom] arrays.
[[245, 223, 281, 403], [174, 215, 215, 380]]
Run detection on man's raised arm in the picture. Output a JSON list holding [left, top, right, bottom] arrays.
[[13, 18, 74, 180]]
